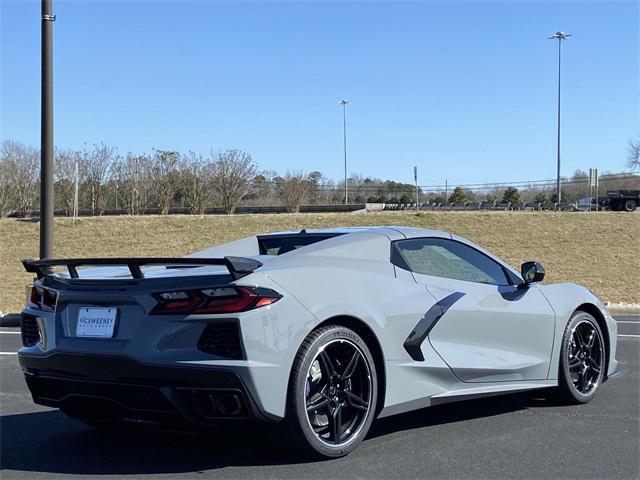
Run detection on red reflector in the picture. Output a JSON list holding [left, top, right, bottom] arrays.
[[254, 297, 278, 308]]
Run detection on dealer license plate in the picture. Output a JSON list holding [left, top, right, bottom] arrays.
[[76, 307, 117, 338]]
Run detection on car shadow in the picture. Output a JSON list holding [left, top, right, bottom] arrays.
[[1, 391, 549, 475], [369, 390, 550, 439]]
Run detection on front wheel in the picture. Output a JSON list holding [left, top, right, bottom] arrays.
[[284, 325, 378, 458], [556, 311, 606, 404]]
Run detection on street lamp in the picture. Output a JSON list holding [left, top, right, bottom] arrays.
[[339, 99, 349, 204], [549, 31, 571, 208], [40, 0, 56, 258]]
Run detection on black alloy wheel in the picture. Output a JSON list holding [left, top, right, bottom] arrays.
[[285, 325, 378, 458], [557, 311, 605, 403]]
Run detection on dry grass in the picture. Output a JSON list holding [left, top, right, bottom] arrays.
[[1, 211, 638, 313]]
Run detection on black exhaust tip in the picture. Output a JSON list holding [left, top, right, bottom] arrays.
[[190, 390, 217, 416], [217, 393, 243, 417]]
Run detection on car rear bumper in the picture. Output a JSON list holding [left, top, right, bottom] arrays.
[[18, 351, 277, 427]]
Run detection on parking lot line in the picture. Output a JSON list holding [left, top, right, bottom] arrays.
[[0, 331, 21, 334], [616, 321, 640, 324], [0, 352, 17, 355], [617, 334, 640, 338]]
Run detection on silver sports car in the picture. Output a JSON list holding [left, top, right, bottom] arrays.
[[19, 226, 619, 457]]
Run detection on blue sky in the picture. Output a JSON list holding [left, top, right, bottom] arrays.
[[1, 0, 637, 186]]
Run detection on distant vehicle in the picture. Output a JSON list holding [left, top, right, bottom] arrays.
[[599, 190, 640, 212], [18, 227, 620, 458]]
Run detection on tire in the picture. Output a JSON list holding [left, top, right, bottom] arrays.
[[623, 199, 637, 212], [283, 325, 378, 458], [556, 311, 606, 404]]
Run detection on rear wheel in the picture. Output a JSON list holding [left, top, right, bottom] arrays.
[[624, 199, 637, 212], [284, 325, 378, 458], [556, 311, 605, 404]]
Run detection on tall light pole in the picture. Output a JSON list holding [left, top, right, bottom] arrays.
[[40, 0, 55, 258], [414, 166, 419, 211], [339, 99, 349, 204], [549, 31, 571, 208]]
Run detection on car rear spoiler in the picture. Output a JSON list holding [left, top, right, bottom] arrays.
[[21, 256, 263, 280]]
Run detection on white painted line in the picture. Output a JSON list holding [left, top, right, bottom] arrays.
[[617, 334, 640, 338], [0, 331, 21, 335], [0, 352, 17, 355], [616, 321, 640, 324]]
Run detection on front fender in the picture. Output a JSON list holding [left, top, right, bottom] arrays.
[[539, 283, 618, 379]]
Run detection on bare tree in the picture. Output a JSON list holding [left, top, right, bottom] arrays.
[[0, 154, 11, 217], [112, 153, 148, 215], [147, 150, 181, 215], [281, 171, 313, 213], [1, 140, 39, 216], [181, 151, 215, 214], [81, 142, 115, 215], [211, 149, 257, 214], [628, 137, 640, 170], [55, 148, 80, 216]]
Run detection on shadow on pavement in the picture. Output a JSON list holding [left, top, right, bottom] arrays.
[[1, 391, 547, 475], [369, 390, 549, 439]]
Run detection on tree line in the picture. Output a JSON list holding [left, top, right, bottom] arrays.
[[0, 140, 421, 217], [1, 139, 638, 217]]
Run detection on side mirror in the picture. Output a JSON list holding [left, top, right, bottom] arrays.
[[520, 261, 545, 286]]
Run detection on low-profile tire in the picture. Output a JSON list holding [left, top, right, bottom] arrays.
[[555, 310, 606, 404], [623, 199, 637, 212], [283, 325, 378, 458]]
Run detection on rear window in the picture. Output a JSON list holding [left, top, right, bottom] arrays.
[[257, 233, 344, 256]]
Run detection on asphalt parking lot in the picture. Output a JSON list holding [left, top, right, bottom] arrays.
[[1, 316, 638, 480]]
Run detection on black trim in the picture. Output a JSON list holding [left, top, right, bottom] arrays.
[[256, 232, 344, 255], [20, 314, 40, 347], [197, 320, 245, 359], [403, 292, 465, 361], [22, 256, 262, 281], [18, 352, 276, 423]]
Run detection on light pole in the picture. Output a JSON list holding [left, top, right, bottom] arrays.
[[40, 0, 55, 258], [549, 31, 571, 208], [414, 166, 419, 211], [339, 99, 349, 204]]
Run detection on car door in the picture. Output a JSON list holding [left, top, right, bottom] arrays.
[[392, 237, 556, 383]]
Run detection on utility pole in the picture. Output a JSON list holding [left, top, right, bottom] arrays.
[[73, 160, 79, 222], [589, 168, 593, 211], [444, 179, 448, 205], [40, 0, 55, 258], [549, 31, 571, 209], [593, 168, 600, 212], [414, 166, 419, 211], [339, 99, 349, 204]]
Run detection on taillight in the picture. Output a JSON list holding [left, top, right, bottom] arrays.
[[29, 285, 58, 311], [150, 286, 281, 315]]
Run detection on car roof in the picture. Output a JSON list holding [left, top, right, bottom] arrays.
[[260, 227, 520, 278]]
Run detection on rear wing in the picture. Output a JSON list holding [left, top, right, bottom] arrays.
[[22, 256, 263, 280]]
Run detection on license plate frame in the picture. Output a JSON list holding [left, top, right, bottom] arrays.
[[76, 307, 118, 338]]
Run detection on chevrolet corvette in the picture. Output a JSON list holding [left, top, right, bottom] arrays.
[[18, 226, 619, 457]]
